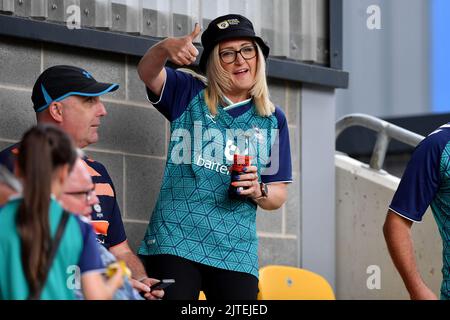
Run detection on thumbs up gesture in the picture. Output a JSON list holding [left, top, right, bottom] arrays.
[[165, 23, 201, 66]]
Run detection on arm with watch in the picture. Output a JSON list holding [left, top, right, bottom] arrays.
[[231, 165, 288, 210]]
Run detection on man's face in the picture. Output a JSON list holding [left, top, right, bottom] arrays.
[[59, 95, 107, 148], [60, 158, 99, 217]]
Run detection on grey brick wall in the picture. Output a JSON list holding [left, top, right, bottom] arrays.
[[0, 36, 301, 269]]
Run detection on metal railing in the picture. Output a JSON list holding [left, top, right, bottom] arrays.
[[335, 113, 425, 171]]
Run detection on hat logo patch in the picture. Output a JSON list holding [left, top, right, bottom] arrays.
[[217, 21, 229, 29], [217, 19, 240, 29]]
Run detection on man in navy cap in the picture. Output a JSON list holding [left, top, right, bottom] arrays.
[[0, 65, 160, 298]]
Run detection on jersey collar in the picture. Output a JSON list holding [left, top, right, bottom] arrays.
[[222, 96, 252, 111]]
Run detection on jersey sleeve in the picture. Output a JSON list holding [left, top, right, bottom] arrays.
[[75, 217, 104, 273], [87, 159, 127, 249], [261, 106, 293, 184], [389, 132, 448, 222], [146, 67, 206, 122], [106, 196, 127, 248], [0, 144, 18, 173], [98, 166, 127, 248]]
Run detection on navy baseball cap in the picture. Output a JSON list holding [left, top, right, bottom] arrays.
[[199, 14, 270, 73], [32, 65, 119, 113]]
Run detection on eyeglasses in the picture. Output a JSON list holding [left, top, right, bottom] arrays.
[[64, 185, 96, 203], [219, 45, 257, 64]]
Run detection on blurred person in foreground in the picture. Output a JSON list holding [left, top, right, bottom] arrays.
[[0, 124, 123, 300], [59, 156, 164, 300]]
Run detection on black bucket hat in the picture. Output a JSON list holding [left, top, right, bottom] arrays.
[[32, 65, 119, 113], [199, 14, 270, 73]]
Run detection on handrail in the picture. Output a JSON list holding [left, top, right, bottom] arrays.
[[335, 113, 425, 171]]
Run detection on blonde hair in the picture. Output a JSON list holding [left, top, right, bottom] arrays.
[[204, 42, 275, 117]]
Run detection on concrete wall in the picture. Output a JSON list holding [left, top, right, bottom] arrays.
[[0, 35, 300, 269], [335, 154, 442, 299]]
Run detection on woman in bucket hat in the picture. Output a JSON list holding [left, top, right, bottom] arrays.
[[137, 14, 292, 300]]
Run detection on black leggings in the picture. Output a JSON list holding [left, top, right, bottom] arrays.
[[140, 254, 259, 300]]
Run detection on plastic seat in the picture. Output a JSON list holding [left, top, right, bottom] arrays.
[[257, 265, 335, 300]]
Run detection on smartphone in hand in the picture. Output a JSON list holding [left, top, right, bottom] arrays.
[[150, 279, 175, 291]]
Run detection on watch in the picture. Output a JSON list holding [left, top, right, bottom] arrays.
[[254, 182, 268, 200]]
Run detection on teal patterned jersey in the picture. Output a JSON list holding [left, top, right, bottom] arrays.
[[390, 124, 450, 299], [138, 68, 292, 278], [432, 140, 450, 299]]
